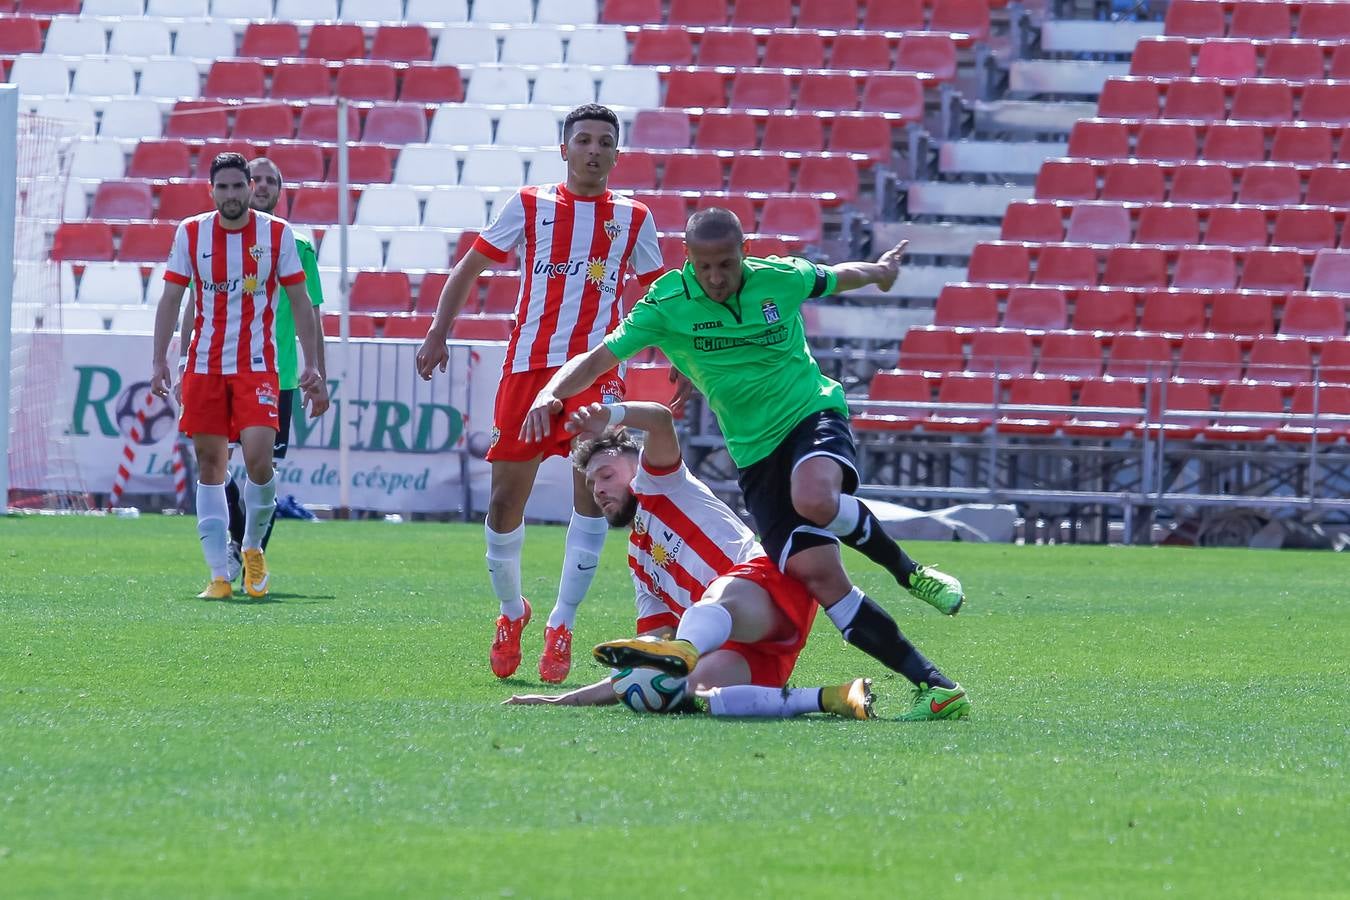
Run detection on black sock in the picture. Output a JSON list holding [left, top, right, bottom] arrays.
[[842, 595, 955, 689], [224, 478, 245, 545], [260, 508, 277, 551], [840, 501, 919, 588]]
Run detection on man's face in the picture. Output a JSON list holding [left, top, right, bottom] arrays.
[[561, 119, 619, 186], [249, 161, 282, 213], [685, 235, 747, 303], [210, 167, 250, 221], [586, 450, 639, 527]]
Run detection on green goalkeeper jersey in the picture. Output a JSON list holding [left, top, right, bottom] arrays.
[[273, 234, 323, 391], [604, 255, 846, 468]]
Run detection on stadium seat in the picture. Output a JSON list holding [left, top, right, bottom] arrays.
[[1170, 163, 1234, 203], [9, 55, 70, 98], [1209, 290, 1274, 336], [495, 107, 559, 147], [695, 194, 757, 232], [0, 16, 42, 55], [1107, 333, 1173, 379], [1037, 245, 1100, 288], [297, 106, 362, 143], [532, 66, 599, 107], [291, 186, 357, 225], [1066, 203, 1131, 244], [1231, 1, 1292, 39], [968, 242, 1031, 284], [731, 0, 792, 27], [1318, 339, 1350, 384], [827, 115, 894, 164], [110, 19, 172, 58], [601, 0, 660, 23], [1204, 382, 1285, 440], [380, 314, 434, 340], [44, 18, 106, 56], [762, 114, 825, 152], [452, 316, 514, 341], [1272, 207, 1336, 250], [1067, 120, 1130, 160], [729, 72, 792, 110], [760, 198, 823, 244], [1272, 123, 1333, 164], [1130, 37, 1193, 77], [341, 0, 401, 18], [348, 272, 412, 314], [461, 147, 523, 188], [307, 24, 366, 62], [323, 313, 378, 338], [934, 285, 999, 328], [1307, 168, 1350, 207], [796, 156, 860, 204], [91, 181, 153, 220], [1238, 163, 1302, 205], [1071, 289, 1137, 333], [1309, 248, 1350, 291], [1039, 330, 1105, 378], [391, 145, 455, 188], [1148, 380, 1214, 438], [1231, 80, 1295, 123], [698, 29, 759, 67], [426, 105, 490, 147], [127, 141, 191, 180], [1333, 44, 1350, 79], [1297, 2, 1350, 40], [831, 33, 891, 71], [525, 149, 566, 184], [694, 112, 757, 151], [635, 193, 689, 233], [466, 67, 531, 105], [171, 21, 233, 61], [863, 0, 924, 31], [1135, 121, 1198, 162], [1281, 293, 1348, 338], [997, 376, 1073, 435], [729, 156, 791, 194], [71, 58, 136, 98], [346, 144, 395, 184], [1280, 382, 1350, 442], [1196, 39, 1258, 78], [927, 374, 999, 433], [400, 66, 464, 103], [500, 29, 564, 65], [631, 28, 694, 65], [52, 223, 115, 262], [434, 26, 499, 66], [355, 185, 420, 227], [1004, 286, 1068, 331], [165, 102, 228, 140], [1101, 161, 1166, 202], [664, 70, 727, 108], [423, 187, 487, 229], [1137, 204, 1201, 245], [897, 327, 963, 375], [1173, 246, 1238, 289], [77, 263, 144, 306], [667, 0, 727, 26], [608, 151, 658, 190], [1206, 205, 1269, 248], [1164, 0, 1226, 38], [855, 371, 929, 432], [1178, 334, 1244, 381], [598, 68, 660, 108], [1249, 335, 1314, 383], [537, 0, 601, 25], [241, 24, 301, 60], [1104, 246, 1167, 288], [797, 0, 858, 29], [1034, 160, 1097, 201], [1062, 378, 1144, 437], [1097, 78, 1161, 118], [318, 227, 384, 269], [366, 25, 432, 64], [999, 202, 1063, 242], [801, 73, 861, 113], [204, 61, 265, 100], [337, 63, 398, 102], [156, 181, 212, 220], [895, 34, 958, 83], [566, 27, 627, 65], [764, 32, 825, 69], [70, 140, 125, 182], [276, 0, 339, 17], [137, 58, 200, 101], [1202, 123, 1265, 164], [482, 276, 521, 315], [1265, 40, 1326, 80], [1140, 290, 1206, 335], [414, 272, 450, 312], [386, 231, 449, 272], [234, 104, 295, 141], [861, 74, 925, 120], [1162, 78, 1226, 121], [929, 0, 991, 43], [1299, 82, 1350, 124], [363, 105, 428, 144], [1240, 248, 1306, 291], [662, 154, 723, 191], [211, 0, 270, 17]]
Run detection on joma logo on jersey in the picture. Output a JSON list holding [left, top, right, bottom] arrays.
[[692, 320, 721, 331], [201, 278, 240, 293]]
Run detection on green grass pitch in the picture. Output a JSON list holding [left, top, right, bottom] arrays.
[[2, 515, 1346, 898]]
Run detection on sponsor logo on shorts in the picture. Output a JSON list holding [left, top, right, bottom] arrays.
[[256, 384, 278, 407], [600, 377, 625, 405]]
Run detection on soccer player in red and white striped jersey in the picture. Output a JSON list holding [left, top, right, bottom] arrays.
[[416, 104, 668, 685], [151, 153, 329, 601]]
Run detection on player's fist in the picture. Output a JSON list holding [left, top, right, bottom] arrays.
[[875, 239, 909, 292], [566, 402, 613, 437], [520, 391, 564, 443], [415, 333, 450, 381], [150, 361, 173, 400]]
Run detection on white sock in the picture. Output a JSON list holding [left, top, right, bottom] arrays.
[[825, 494, 862, 536], [825, 585, 866, 633], [196, 480, 230, 579], [674, 601, 734, 655], [241, 474, 276, 551], [485, 522, 526, 620], [546, 512, 608, 629], [705, 685, 824, 718]]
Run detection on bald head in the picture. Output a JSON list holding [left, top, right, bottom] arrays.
[[686, 207, 744, 245]]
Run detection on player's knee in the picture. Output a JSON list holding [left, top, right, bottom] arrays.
[[485, 491, 525, 532], [244, 461, 272, 485], [790, 484, 838, 526]]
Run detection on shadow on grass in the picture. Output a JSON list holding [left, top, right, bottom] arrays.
[[191, 592, 334, 605]]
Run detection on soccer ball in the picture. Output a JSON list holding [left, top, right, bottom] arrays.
[[610, 666, 688, 713]]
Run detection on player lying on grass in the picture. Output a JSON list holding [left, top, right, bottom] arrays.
[[504, 401, 873, 719]]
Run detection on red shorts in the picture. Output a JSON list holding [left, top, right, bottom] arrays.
[[486, 365, 625, 463], [180, 370, 281, 440], [722, 556, 820, 688]]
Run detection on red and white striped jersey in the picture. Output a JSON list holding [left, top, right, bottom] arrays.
[[627, 453, 765, 631], [472, 183, 664, 374], [164, 209, 306, 376]]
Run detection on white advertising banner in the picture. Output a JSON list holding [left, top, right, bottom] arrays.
[[21, 331, 577, 519]]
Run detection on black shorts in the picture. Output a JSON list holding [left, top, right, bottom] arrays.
[[736, 409, 860, 569], [273, 388, 295, 459]]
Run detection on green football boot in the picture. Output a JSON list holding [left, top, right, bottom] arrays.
[[898, 682, 971, 721], [907, 565, 964, 615]]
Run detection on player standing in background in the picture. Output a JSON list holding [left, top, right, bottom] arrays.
[[177, 157, 326, 581], [415, 104, 666, 684], [150, 153, 329, 600], [523, 208, 971, 720]]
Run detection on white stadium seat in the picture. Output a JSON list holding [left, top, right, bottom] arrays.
[[525, 149, 566, 184], [145, 264, 167, 302], [422, 186, 487, 228], [71, 58, 138, 98], [69, 139, 127, 180], [339, 0, 402, 21], [210, 0, 273, 18], [460, 147, 523, 188], [433, 26, 499, 66], [464, 66, 531, 105], [469, 0, 533, 24], [428, 105, 494, 145], [318, 227, 385, 268], [385, 231, 449, 270], [495, 107, 559, 147], [500, 29, 565, 65], [138, 58, 201, 100], [530, 66, 596, 106], [83, 0, 146, 14], [394, 144, 460, 186], [536, 0, 598, 25], [599, 68, 660, 108], [98, 98, 163, 139], [149, 0, 208, 13], [78, 263, 145, 306], [64, 182, 89, 221], [174, 22, 236, 60], [110, 20, 173, 58], [11, 55, 71, 98], [566, 27, 627, 65], [355, 185, 422, 227], [61, 307, 110, 331], [405, 0, 468, 24], [35, 98, 97, 136], [275, 0, 339, 20], [44, 19, 108, 56], [110, 307, 158, 333]]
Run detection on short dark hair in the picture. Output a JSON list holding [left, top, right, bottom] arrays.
[[209, 152, 250, 184], [249, 155, 283, 185], [563, 103, 620, 142], [686, 207, 744, 244], [572, 427, 639, 471]]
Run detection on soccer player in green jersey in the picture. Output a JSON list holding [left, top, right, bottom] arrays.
[[522, 208, 969, 721]]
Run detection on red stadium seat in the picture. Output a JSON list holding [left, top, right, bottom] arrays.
[[799, 73, 859, 113], [1151, 380, 1214, 438], [1249, 335, 1314, 382], [1309, 249, 1350, 291], [1140, 290, 1206, 334], [729, 72, 792, 110], [156, 181, 212, 220], [664, 70, 727, 108], [197, 141, 260, 178], [1264, 40, 1326, 80], [1067, 120, 1130, 160], [827, 115, 894, 163], [662, 154, 724, 191], [608, 151, 658, 190], [934, 284, 999, 328], [1196, 39, 1258, 77], [855, 371, 929, 432], [1202, 122, 1266, 164], [1037, 245, 1099, 288], [118, 222, 175, 262], [1162, 78, 1226, 121], [296, 105, 362, 143], [694, 192, 754, 231], [624, 365, 682, 413], [1239, 163, 1302, 205], [204, 60, 265, 100], [763, 32, 825, 69], [1272, 207, 1336, 250], [1137, 204, 1201, 245], [863, 0, 924, 31], [265, 143, 326, 183], [694, 111, 758, 150], [1297, 2, 1350, 40], [1034, 160, 1098, 201], [730, 0, 792, 26], [240, 23, 301, 59], [1281, 293, 1348, 338], [233, 103, 295, 141], [728, 156, 790, 194], [451, 316, 513, 341], [1108, 332, 1174, 379], [306, 24, 366, 62], [1071, 289, 1137, 333], [272, 62, 332, 101], [381, 315, 435, 339], [350, 272, 412, 313], [482, 276, 521, 315], [1333, 43, 1350, 79], [1173, 246, 1238, 288], [930, 0, 991, 43], [1039, 330, 1105, 378], [289, 186, 356, 225], [968, 330, 1034, 376], [667, 0, 727, 26], [797, 0, 859, 29], [1318, 339, 1350, 383], [363, 105, 427, 144], [1104, 246, 1168, 288], [796, 156, 860, 203], [1003, 286, 1068, 330], [323, 314, 377, 338], [1239, 248, 1306, 291], [927, 374, 999, 433], [1230, 1, 1292, 39], [91, 181, 153, 220], [762, 114, 824, 152], [337, 63, 398, 102], [632, 110, 693, 150], [635, 192, 689, 233], [698, 29, 759, 67], [831, 33, 891, 71], [998, 375, 1073, 435], [1066, 202, 1131, 244], [0, 16, 43, 55], [601, 0, 661, 24], [371, 25, 432, 63], [968, 242, 1031, 284], [1206, 205, 1269, 248], [897, 327, 964, 374], [52, 222, 114, 262], [166, 101, 228, 140], [1136, 121, 1198, 162], [1280, 382, 1350, 442], [127, 140, 192, 179], [1063, 378, 1144, 437], [347, 144, 395, 184], [1164, 0, 1226, 38], [860, 74, 924, 120], [1299, 82, 1350, 124], [1130, 38, 1193, 77], [895, 33, 958, 83], [1001, 201, 1065, 242], [1204, 382, 1284, 439], [415, 272, 449, 313], [631, 28, 694, 65], [1098, 78, 1161, 118], [746, 236, 789, 257], [400, 65, 464, 103], [1272, 123, 1333, 164], [1230, 79, 1295, 123], [1170, 163, 1234, 204], [760, 197, 823, 243], [1101, 161, 1166, 202], [1209, 290, 1275, 336], [1307, 168, 1350, 207]]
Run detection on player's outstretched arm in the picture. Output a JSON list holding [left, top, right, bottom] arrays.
[[827, 239, 909, 294], [286, 281, 330, 418], [519, 344, 622, 443], [503, 678, 618, 707], [567, 401, 681, 469], [151, 281, 188, 399], [415, 248, 493, 381]]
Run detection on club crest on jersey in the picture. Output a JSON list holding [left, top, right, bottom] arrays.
[[603, 218, 622, 240], [248, 244, 264, 261], [762, 301, 780, 323]]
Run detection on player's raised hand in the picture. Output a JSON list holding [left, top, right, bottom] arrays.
[[415, 333, 449, 381], [520, 390, 564, 443], [150, 360, 173, 400], [566, 401, 613, 438], [299, 366, 330, 418], [874, 239, 909, 292]]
